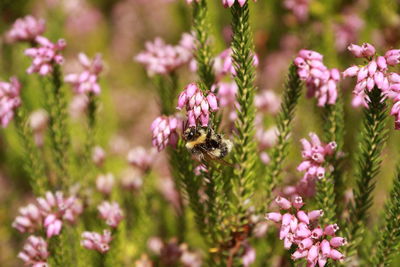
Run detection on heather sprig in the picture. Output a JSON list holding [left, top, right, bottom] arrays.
[[344, 87, 388, 261], [229, 1, 258, 224], [191, 0, 215, 89], [265, 64, 302, 200], [373, 164, 400, 266]]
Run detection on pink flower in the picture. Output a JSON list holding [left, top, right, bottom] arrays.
[[266, 197, 346, 266], [242, 243, 256, 267], [0, 77, 21, 127], [151, 115, 180, 151], [186, 0, 200, 3], [98, 201, 124, 228], [177, 83, 218, 127], [120, 168, 143, 191], [96, 173, 115, 195], [12, 204, 42, 233], [127, 146, 157, 172], [18, 236, 49, 266], [135, 33, 194, 76], [283, 0, 310, 22], [29, 109, 48, 147], [222, 0, 256, 8], [297, 132, 336, 182], [254, 90, 280, 115], [92, 146, 106, 167], [256, 126, 278, 151], [294, 50, 340, 106], [5, 15, 45, 43], [81, 230, 112, 253], [25, 36, 66, 76], [64, 53, 103, 95], [333, 13, 364, 52], [13, 191, 83, 238]]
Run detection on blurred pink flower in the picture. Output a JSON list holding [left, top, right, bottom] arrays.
[[0, 77, 21, 128], [92, 146, 106, 167], [18, 236, 49, 267], [64, 53, 103, 95], [294, 50, 340, 106], [334, 13, 364, 52], [127, 146, 157, 172], [5, 15, 45, 43], [98, 201, 124, 228], [266, 197, 346, 266], [81, 230, 112, 253], [25, 36, 66, 76], [120, 168, 144, 191], [135, 33, 194, 76], [256, 126, 278, 151], [13, 191, 83, 238], [214, 48, 258, 80], [254, 90, 280, 115], [242, 243, 256, 266], [283, 0, 310, 22], [177, 83, 218, 127], [151, 115, 180, 151], [96, 173, 115, 195], [69, 94, 89, 119], [29, 109, 49, 147]]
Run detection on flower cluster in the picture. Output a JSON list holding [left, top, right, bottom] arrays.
[[64, 53, 103, 95], [81, 230, 112, 254], [343, 43, 400, 129], [151, 115, 180, 151], [297, 132, 336, 181], [18, 235, 49, 267], [177, 83, 218, 127], [0, 77, 21, 128], [135, 33, 194, 76], [98, 201, 124, 228], [127, 146, 157, 172], [266, 196, 346, 266], [25, 36, 66, 76], [295, 50, 340, 107], [96, 173, 115, 195], [222, 0, 256, 8], [283, 0, 310, 22], [13, 191, 83, 238], [5, 15, 45, 43]]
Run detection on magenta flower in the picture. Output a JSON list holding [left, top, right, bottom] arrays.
[[283, 0, 310, 22], [294, 50, 340, 106], [24, 36, 66, 76], [266, 196, 346, 267], [0, 77, 21, 128], [81, 230, 112, 254], [151, 115, 180, 151], [135, 33, 194, 76], [127, 146, 157, 172], [5, 15, 45, 43], [254, 89, 281, 115], [98, 201, 124, 228], [18, 236, 49, 267], [297, 132, 336, 181], [177, 83, 218, 127], [222, 0, 256, 8], [64, 53, 103, 95]]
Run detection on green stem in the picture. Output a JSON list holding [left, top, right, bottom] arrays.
[[14, 107, 48, 195], [264, 64, 302, 201], [192, 0, 215, 89], [230, 1, 258, 225], [344, 87, 388, 262]]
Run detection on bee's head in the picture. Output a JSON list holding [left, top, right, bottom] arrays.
[[183, 127, 197, 141]]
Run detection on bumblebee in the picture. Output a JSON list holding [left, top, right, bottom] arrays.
[[183, 126, 233, 165]]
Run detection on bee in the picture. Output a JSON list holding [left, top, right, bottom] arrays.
[[183, 126, 233, 166]]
